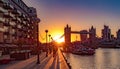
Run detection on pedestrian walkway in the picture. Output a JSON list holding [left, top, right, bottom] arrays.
[[0, 49, 69, 69]]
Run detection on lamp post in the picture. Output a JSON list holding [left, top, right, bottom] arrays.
[[36, 31, 40, 64], [49, 34, 51, 53], [49, 34, 51, 43], [36, 19, 40, 64], [45, 30, 48, 57]]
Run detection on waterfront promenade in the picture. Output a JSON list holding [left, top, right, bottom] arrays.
[[0, 49, 69, 69]]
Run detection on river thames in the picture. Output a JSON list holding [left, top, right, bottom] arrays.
[[63, 48, 120, 69]]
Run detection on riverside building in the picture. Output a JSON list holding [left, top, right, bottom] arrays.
[[102, 25, 111, 41], [117, 29, 120, 40], [0, 0, 40, 54]]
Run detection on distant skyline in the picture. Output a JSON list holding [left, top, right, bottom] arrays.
[[23, 0, 120, 43]]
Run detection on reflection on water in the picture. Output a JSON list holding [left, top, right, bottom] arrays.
[[63, 48, 120, 69]]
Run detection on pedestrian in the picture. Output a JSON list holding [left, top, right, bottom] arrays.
[[53, 45, 58, 57]]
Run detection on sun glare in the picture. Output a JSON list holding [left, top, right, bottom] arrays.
[[53, 35, 64, 43]]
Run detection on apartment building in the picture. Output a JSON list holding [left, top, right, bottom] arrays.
[[0, 0, 40, 53]]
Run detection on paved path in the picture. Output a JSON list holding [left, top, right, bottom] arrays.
[[0, 49, 69, 69]]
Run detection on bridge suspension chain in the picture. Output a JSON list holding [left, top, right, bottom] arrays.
[[52, 34, 64, 41]]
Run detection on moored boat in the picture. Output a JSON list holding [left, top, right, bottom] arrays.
[[72, 47, 95, 55]]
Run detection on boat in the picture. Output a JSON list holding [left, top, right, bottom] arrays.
[[72, 47, 95, 55]]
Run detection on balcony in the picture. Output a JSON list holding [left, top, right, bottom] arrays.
[[12, 9, 19, 15], [17, 18, 21, 22], [28, 27, 32, 30], [3, 13, 13, 18], [18, 28, 22, 32], [19, 28, 23, 32], [17, 24, 22, 29], [0, 7, 5, 13], [23, 18, 28, 21], [11, 18, 17, 22], [18, 14, 25, 18], [17, 32, 23, 37], [0, 0, 5, 6], [17, 21, 21, 25], [3, 22, 10, 26], [34, 18, 40, 23], [28, 26, 33, 30], [22, 27, 28, 32], [23, 16, 29, 21], [0, 0, 4, 3], [4, 31, 9, 35], [0, 17, 5, 23], [12, 33, 17, 36], [21, 21, 26, 26], [0, 27, 4, 32], [3, 3, 14, 10], [12, 25, 17, 29], [4, 39, 10, 43], [10, 22, 16, 26]]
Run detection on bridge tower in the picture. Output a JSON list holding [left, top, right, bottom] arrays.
[[89, 26, 96, 40], [64, 24, 71, 51], [89, 26, 97, 48]]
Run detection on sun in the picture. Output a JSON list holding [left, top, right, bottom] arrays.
[[53, 35, 64, 43]]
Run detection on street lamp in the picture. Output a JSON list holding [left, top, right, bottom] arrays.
[[36, 31, 40, 64], [36, 19, 40, 64], [45, 30, 48, 57], [49, 34, 51, 53], [49, 34, 51, 43]]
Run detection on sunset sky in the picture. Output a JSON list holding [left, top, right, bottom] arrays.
[[23, 0, 120, 43]]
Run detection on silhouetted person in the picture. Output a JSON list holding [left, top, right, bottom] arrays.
[[53, 45, 58, 57]]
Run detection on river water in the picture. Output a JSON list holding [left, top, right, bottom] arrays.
[[63, 48, 120, 69]]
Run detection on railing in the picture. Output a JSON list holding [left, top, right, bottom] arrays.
[[12, 33, 17, 36], [3, 3, 14, 10], [4, 30, 9, 35], [59, 49, 70, 69], [3, 13, 13, 18], [3, 22, 10, 26], [18, 14, 25, 18], [17, 18, 21, 22], [11, 18, 17, 21], [12, 9, 19, 15], [0, 0, 5, 4], [10, 50, 31, 54], [12, 25, 17, 29], [10, 50, 31, 60]]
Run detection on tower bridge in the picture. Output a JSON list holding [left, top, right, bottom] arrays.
[[51, 24, 96, 51], [64, 24, 95, 43], [64, 24, 96, 51]]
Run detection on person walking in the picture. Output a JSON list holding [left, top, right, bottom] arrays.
[[53, 44, 58, 57]]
